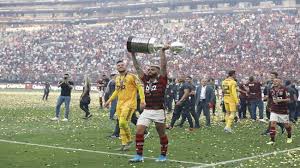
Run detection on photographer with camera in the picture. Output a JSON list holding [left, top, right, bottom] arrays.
[[51, 73, 74, 122]]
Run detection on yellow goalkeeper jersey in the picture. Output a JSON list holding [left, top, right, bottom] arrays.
[[222, 77, 239, 104], [108, 72, 145, 109]]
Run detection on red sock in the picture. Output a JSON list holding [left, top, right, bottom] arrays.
[[270, 126, 276, 142], [136, 134, 144, 156], [286, 126, 292, 138], [160, 135, 168, 156]]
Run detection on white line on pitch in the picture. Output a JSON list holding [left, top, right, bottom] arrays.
[[0, 139, 208, 166], [190, 146, 300, 168]]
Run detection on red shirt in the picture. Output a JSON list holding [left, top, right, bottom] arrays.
[[142, 74, 167, 110], [268, 86, 289, 114], [247, 81, 262, 100]]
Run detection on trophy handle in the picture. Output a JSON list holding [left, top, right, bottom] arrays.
[[170, 41, 185, 54]]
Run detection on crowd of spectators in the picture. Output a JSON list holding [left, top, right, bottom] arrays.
[[0, 10, 299, 84]]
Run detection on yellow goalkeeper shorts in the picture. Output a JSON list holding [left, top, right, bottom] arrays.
[[224, 101, 237, 112]]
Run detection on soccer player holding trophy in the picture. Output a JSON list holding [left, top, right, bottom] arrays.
[[127, 36, 184, 162]]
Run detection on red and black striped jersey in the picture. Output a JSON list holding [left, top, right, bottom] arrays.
[[142, 75, 167, 110], [268, 86, 290, 114]]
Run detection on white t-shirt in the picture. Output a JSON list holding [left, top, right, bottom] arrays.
[[200, 86, 206, 100]]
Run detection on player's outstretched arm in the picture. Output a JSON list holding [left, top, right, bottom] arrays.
[[133, 75, 146, 107], [160, 45, 170, 76], [137, 84, 146, 109], [131, 52, 145, 79], [104, 90, 119, 107]]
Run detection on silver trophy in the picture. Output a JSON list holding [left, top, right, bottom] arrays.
[[127, 36, 185, 54]]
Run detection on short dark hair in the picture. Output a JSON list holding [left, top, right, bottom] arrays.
[[249, 76, 254, 82], [64, 73, 69, 76], [208, 78, 214, 83], [285, 80, 291, 86], [270, 72, 278, 77], [228, 70, 235, 77], [186, 76, 192, 79], [116, 60, 123, 64]]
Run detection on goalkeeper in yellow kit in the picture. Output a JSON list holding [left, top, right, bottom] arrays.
[[104, 60, 146, 151], [222, 70, 239, 133]]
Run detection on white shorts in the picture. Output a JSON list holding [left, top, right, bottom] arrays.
[[137, 109, 165, 127], [270, 112, 289, 123]]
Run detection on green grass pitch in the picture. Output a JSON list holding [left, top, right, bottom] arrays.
[[0, 90, 300, 168]]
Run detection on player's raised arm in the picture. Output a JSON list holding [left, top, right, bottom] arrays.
[[131, 52, 145, 79], [160, 45, 170, 76], [133, 74, 146, 108]]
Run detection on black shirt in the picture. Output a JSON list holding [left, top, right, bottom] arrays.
[[264, 81, 273, 97], [82, 85, 91, 98], [44, 83, 50, 92], [59, 81, 74, 96], [175, 82, 192, 105], [188, 83, 196, 105], [209, 84, 217, 103], [287, 85, 297, 103]]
